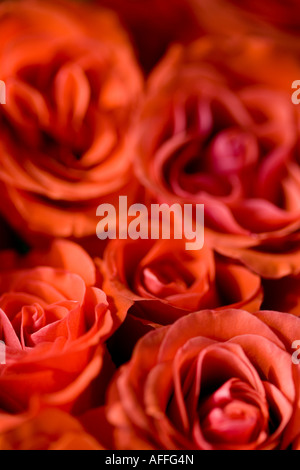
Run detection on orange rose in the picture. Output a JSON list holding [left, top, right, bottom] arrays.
[[98, 237, 262, 360], [189, 0, 300, 57], [0, 0, 143, 246], [106, 309, 300, 450], [0, 239, 125, 415]]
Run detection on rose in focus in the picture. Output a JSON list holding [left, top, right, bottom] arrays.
[[106, 309, 300, 450], [0, 239, 122, 415]]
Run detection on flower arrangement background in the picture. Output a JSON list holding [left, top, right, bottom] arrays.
[[1, 0, 300, 450]]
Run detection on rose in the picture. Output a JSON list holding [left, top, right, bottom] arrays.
[[106, 308, 300, 450], [0, 239, 126, 415], [97, 237, 262, 361], [0, 408, 103, 450], [0, 215, 20, 252], [99, 237, 262, 323], [133, 37, 300, 276], [0, 0, 143, 247]]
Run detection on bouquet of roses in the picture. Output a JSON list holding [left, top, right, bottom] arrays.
[[1, 0, 300, 451]]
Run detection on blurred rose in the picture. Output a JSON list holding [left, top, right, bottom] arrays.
[[0, 408, 103, 450], [0, 0, 143, 246], [95, 0, 201, 73], [0, 239, 127, 415], [106, 309, 300, 450], [133, 38, 300, 273]]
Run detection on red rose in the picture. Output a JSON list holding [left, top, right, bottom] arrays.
[[0, 239, 124, 415], [106, 308, 300, 450], [0, 0, 143, 246]]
